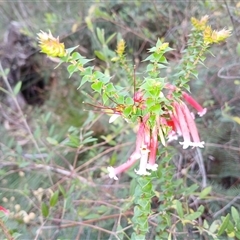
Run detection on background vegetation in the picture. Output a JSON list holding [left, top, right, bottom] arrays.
[[0, 0, 240, 239]]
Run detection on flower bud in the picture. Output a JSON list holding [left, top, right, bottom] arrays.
[[37, 30, 66, 57]]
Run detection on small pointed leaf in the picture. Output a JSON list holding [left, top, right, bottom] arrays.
[[13, 81, 22, 96], [41, 202, 49, 218], [50, 191, 59, 207]]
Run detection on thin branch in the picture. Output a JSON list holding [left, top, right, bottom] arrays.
[[206, 142, 240, 152], [195, 148, 207, 188], [224, 0, 239, 42], [213, 194, 240, 218], [0, 219, 13, 240]]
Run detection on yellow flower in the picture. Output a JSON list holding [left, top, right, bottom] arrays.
[[204, 27, 231, 44], [116, 39, 125, 57], [191, 15, 209, 31], [215, 29, 231, 42], [203, 25, 214, 44], [37, 30, 66, 57]]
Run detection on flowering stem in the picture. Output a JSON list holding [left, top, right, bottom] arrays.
[[131, 175, 155, 240]]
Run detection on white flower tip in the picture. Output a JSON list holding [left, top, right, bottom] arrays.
[[198, 108, 207, 117], [167, 131, 179, 142], [195, 141, 205, 148], [109, 114, 120, 123], [146, 164, 158, 171], [179, 141, 190, 149], [180, 141, 205, 149], [107, 166, 118, 180], [134, 169, 151, 176]]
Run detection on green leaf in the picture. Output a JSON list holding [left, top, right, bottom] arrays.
[[94, 50, 106, 61], [41, 202, 49, 218], [67, 64, 78, 77], [199, 186, 212, 199], [96, 28, 105, 44], [65, 45, 79, 55], [85, 16, 93, 32], [117, 95, 124, 104], [235, 231, 240, 239], [175, 200, 184, 218], [68, 134, 80, 147], [91, 81, 103, 93], [13, 81, 22, 96], [106, 82, 116, 92], [218, 213, 230, 235], [102, 92, 109, 104], [209, 220, 219, 234], [123, 105, 132, 117], [203, 219, 209, 229], [125, 96, 134, 105], [185, 211, 202, 221], [231, 206, 239, 225], [12, 232, 22, 239], [59, 185, 66, 198], [137, 199, 151, 211], [46, 137, 58, 145], [226, 219, 234, 233], [197, 205, 204, 214], [50, 191, 59, 207], [106, 32, 116, 45], [131, 233, 145, 240], [82, 136, 97, 144], [145, 98, 155, 108], [78, 75, 91, 89], [94, 71, 110, 83], [109, 152, 117, 166], [71, 52, 84, 60], [149, 103, 163, 115], [184, 183, 199, 195]]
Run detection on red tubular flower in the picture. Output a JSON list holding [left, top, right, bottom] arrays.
[[107, 151, 140, 180], [135, 145, 151, 176], [108, 83, 207, 179], [108, 114, 159, 180], [108, 117, 146, 180], [182, 92, 207, 117], [147, 123, 158, 171], [172, 101, 204, 149], [173, 102, 191, 149], [0, 206, 9, 216], [181, 103, 204, 147], [165, 83, 207, 117]]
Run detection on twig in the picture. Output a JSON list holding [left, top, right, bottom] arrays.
[[213, 194, 240, 218], [206, 142, 240, 152], [218, 62, 240, 80], [0, 219, 13, 240], [195, 148, 207, 188], [0, 63, 43, 159], [0, 161, 95, 187], [74, 142, 133, 172], [224, 0, 239, 42]]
